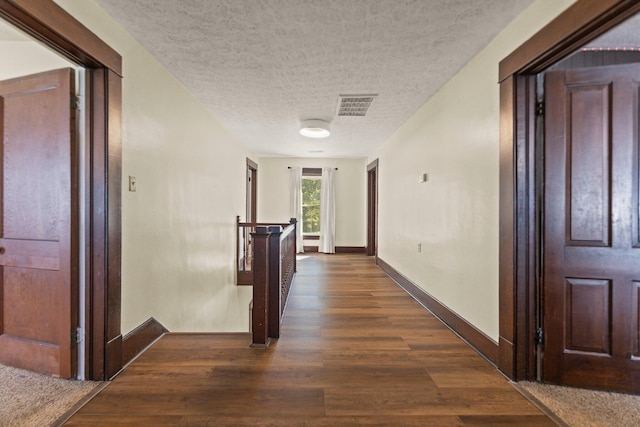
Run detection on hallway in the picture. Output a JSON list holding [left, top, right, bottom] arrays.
[[64, 254, 553, 426]]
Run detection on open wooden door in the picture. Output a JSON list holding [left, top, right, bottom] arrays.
[[247, 158, 257, 223], [543, 63, 640, 393], [0, 68, 78, 378], [367, 159, 378, 257]]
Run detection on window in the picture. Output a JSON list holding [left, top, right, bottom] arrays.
[[302, 177, 321, 234]]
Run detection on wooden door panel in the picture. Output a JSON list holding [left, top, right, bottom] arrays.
[[566, 83, 611, 246], [634, 281, 640, 357], [544, 63, 640, 393], [561, 352, 640, 390], [4, 268, 61, 342], [565, 278, 610, 354], [635, 83, 640, 248], [0, 240, 60, 270], [4, 102, 67, 241], [0, 68, 76, 378]]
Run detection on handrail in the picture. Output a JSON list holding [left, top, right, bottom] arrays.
[[245, 219, 297, 347], [239, 221, 291, 227], [237, 216, 296, 286]]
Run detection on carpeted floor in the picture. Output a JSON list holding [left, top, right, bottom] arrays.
[[517, 381, 640, 427], [0, 363, 104, 427]]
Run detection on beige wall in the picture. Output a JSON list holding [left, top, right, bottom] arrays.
[[370, 0, 576, 341], [257, 157, 366, 248], [0, 42, 73, 81], [49, 0, 579, 338], [56, 0, 255, 334]]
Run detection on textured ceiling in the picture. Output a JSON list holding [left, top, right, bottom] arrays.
[[94, 0, 539, 157]]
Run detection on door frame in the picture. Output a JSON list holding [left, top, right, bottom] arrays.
[[498, 0, 640, 381], [367, 159, 378, 257], [0, 0, 123, 380], [246, 158, 258, 222]]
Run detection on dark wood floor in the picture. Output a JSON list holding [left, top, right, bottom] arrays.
[[65, 254, 555, 426]]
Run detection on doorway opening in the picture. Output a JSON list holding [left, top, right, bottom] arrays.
[[0, 18, 88, 379], [246, 158, 257, 223], [498, 1, 640, 393], [0, 1, 123, 381], [367, 159, 378, 257]]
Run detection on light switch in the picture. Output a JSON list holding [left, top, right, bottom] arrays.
[[129, 176, 136, 192]]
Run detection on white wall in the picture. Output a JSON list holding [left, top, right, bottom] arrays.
[[258, 157, 366, 248], [55, 0, 255, 334], [370, 0, 576, 341]]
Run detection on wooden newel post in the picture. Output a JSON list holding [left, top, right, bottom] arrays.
[[251, 226, 271, 348], [268, 225, 283, 339]]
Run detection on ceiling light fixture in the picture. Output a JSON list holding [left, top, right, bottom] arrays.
[[300, 119, 330, 138]]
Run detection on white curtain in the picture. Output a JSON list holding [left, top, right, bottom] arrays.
[[289, 167, 304, 253], [319, 167, 336, 254]]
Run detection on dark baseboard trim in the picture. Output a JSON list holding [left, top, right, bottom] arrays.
[[335, 246, 366, 254], [303, 246, 366, 254], [122, 317, 168, 367], [376, 257, 499, 365], [106, 335, 123, 379], [499, 337, 515, 378], [168, 332, 253, 337]]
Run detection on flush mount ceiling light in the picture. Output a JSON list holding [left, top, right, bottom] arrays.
[[300, 119, 330, 138]]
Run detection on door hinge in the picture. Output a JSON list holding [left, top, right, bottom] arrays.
[[71, 95, 81, 110], [71, 327, 84, 345], [536, 101, 544, 117], [535, 328, 544, 346]]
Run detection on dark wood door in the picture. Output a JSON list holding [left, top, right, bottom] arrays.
[[367, 160, 378, 257], [543, 63, 640, 393], [247, 159, 257, 223], [0, 68, 77, 378]]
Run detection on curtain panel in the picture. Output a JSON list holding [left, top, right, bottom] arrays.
[[289, 167, 304, 253], [319, 167, 336, 253]]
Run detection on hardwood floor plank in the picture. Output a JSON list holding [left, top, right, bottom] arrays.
[[208, 365, 436, 389], [187, 388, 327, 417], [427, 366, 515, 389], [459, 415, 557, 426], [324, 388, 543, 416], [181, 415, 465, 426], [64, 254, 554, 426], [65, 415, 185, 425]]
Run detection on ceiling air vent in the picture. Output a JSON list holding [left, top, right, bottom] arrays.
[[337, 94, 377, 117]]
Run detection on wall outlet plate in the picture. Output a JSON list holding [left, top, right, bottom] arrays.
[[129, 176, 136, 192]]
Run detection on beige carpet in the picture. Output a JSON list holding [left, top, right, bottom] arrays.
[[0, 363, 104, 427], [517, 381, 640, 427]]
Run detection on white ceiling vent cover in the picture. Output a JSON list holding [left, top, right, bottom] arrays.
[[337, 94, 377, 117]]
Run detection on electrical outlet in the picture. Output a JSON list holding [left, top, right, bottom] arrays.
[[417, 242, 422, 252], [129, 176, 136, 192]]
